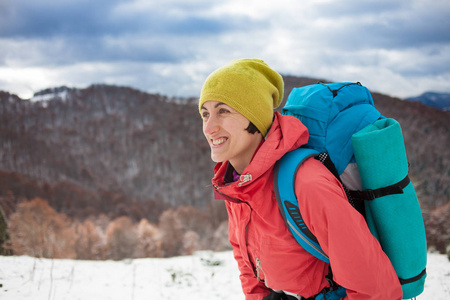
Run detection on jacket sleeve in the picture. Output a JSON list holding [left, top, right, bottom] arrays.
[[225, 201, 270, 300], [295, 158, 403, 300]]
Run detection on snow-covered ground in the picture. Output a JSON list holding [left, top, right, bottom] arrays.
[[1, 251, 449, 299]]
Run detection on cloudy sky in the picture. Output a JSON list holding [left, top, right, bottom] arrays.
[[1, 0, 449, 99]]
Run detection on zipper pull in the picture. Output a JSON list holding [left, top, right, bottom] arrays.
[[256, 258, 262, 281], [238, 174, 252, 186]]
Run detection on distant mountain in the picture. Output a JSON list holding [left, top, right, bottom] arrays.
[[407, 92, 450, 111]]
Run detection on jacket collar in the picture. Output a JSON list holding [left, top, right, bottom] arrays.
[[212, 112, 309, 188]]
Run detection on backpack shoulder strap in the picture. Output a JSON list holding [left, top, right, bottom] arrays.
[[274, 147, 330, 263]]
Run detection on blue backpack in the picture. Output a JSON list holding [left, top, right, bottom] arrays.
[[274, 82, 427, 299]]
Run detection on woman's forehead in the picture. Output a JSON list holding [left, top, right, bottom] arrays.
[[201, 101, 233, 110]]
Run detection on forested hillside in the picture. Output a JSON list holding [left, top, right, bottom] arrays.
[[0, 85, 214, 220], [0, 76, 448, 258]]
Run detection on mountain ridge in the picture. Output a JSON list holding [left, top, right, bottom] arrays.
[[406, 91, 450, 111]]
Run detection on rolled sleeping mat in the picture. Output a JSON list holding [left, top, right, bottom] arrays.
[[351, 118, 427, 299]]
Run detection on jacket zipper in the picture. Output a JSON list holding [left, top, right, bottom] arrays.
[[213, 185, 243, 202], [214, 185, 261, 280], [256, 257, 262, 281]]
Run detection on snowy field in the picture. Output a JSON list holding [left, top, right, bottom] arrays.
[[1, 251, 449, 300]]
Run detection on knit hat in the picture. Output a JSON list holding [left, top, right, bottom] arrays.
[[198, 58, 284, 136]]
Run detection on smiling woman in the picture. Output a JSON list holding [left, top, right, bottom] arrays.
[[196, 59, 403, 300]]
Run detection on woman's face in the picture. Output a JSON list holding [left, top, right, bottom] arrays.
[[201, 101, 262, 174]]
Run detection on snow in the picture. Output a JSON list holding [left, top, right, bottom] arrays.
[[30, 89, 68, 104], [1, 251, 449, 300]]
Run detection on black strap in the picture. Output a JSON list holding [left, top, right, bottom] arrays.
[[262, 290, 296, 300], [318, 81, 362, 98], [348, 175, 410, 201], [315, 152, 411, 201], [316, 153, 340, 179], [399, 268, 427, 285]]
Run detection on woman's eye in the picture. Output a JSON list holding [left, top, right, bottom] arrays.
[[202, 111, 210, 119], [219, 108, 230, 114]]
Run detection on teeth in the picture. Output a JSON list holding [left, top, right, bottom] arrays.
[[212, 138, 227, 145]]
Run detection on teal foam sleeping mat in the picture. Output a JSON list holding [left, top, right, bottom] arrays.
[[352, 118, 427, 299]]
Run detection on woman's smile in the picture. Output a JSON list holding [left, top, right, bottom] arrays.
[[211, 137, 228, 147]]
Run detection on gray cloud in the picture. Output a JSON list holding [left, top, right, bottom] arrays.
[[0, 0, 449, 99], [0, 0, 257, 66], [298, 0, 450, 50], [0, 0, 122, 38], [0, 0, 248, 38]]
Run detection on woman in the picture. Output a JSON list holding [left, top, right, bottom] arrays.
[[198, 58, 402, 300]]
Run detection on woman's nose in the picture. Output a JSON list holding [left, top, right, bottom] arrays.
[[203, 115, 219, 135]]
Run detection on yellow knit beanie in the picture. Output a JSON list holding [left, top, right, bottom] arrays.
[[198, 58, 284, 136]]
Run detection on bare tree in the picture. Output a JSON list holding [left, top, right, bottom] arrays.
[[159, 209, 183, 257], [182, 230, 200, 255], [105, 216, 137, 260], [8, 198, 75, 258], [134, 218, 161, 258], [74, 219, 106, 260]]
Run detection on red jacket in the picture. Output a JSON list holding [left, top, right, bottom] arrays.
[[212, 112, 402, 300]]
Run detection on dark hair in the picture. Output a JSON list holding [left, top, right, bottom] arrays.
[[245, 122, 260, 134]]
